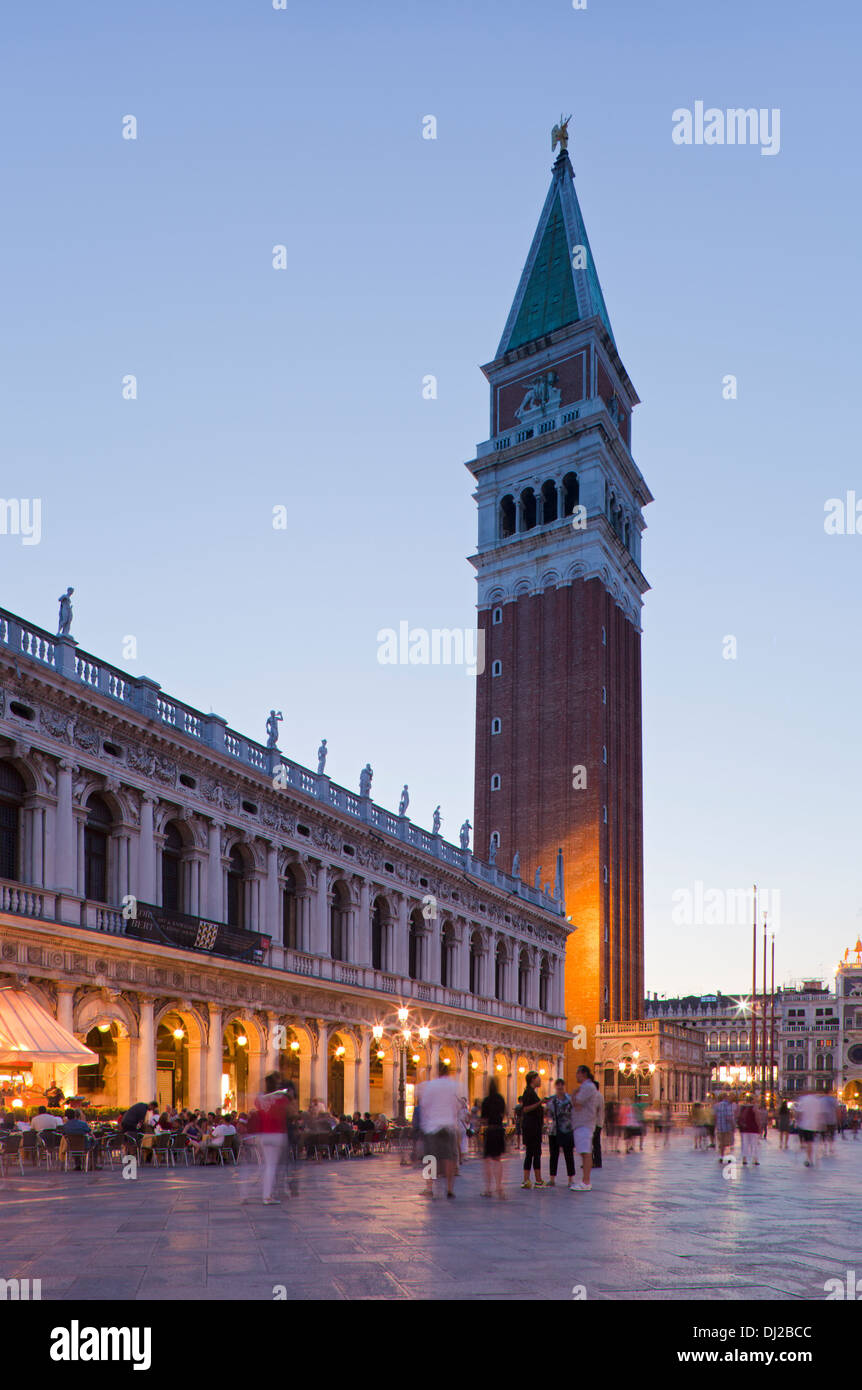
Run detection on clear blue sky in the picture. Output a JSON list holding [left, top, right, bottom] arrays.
[[1, 0, 860, 997]]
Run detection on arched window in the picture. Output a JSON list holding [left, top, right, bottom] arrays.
[[491, 660, 502, 678], [494, 941, 507, 1001], [84, 795, 112, 904], [709, 1032, 719, 1048], [441, 921, 455, 988], [408, 909, 423, 981], [491, 717, 501, 735], [490, 774, 501, 791], [518, 949, 530, 1006], [372, 896, 387, 971], [500, 495, 516, 538], [0, 761, 25, 882], [520, 487, 537, 531], [492, 606, 503, 625], [226, 846, 246, 928], [541, 480, 558, 523], [330, 881, 350, 961], [469, 932, 483, 995], [562, 472, 579, 517], [161, 822, 183, 912], [282, 866, 298, 949], [539, 954, 550, 1012]]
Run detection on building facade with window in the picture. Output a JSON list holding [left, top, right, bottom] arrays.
[[0, 606, 571, 1116], [644, 992, 777, 1093], [779, 980, 838, 1094]]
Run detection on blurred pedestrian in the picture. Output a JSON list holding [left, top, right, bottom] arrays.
[[252, 1072, 289, 1205], [480, 1078, 507, 1199]]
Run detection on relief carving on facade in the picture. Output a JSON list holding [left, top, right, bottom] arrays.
[[73, 720, 101, 753], [39, 703, 72, 743]]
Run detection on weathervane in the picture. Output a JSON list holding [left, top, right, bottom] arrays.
[[552, 114, 572, 154]]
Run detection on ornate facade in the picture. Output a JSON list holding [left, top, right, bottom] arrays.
[[0, 607, 570, 1115]]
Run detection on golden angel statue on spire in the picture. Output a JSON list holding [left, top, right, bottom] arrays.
[[552, 114, 572, 153]]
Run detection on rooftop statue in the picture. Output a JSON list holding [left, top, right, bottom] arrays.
[[265, 710, 283, 749], [317, 739, 327, 775], [398, 785, 410, 817], [551, 114, 572, 154], [432, 805, 441, 835], [359, 763, 373, 797], [57, 587, 74, 637], [459, 819, 471, 851]]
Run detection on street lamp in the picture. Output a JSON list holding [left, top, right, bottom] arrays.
[[373, 1006, 431, 1124]]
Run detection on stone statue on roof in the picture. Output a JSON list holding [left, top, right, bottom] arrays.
[[57, 587, 74, 637], [317, 739, 327, 774], [266, 710, 283, 748]]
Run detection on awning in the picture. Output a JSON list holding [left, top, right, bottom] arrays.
[[0, 987, 98, 1067]]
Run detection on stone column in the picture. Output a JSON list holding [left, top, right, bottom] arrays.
[[309, 1022, 325, 1103], [394, 894, 409, 978], [505, 1055, 515, 1113], [312, 868, 330, 956], [55, 985, 78, 1096], [265, 1012, 280, 1075], [425, 908, 441, 985], [357, 1030, 371, 1113], [55, 760, 77, 893], [297, 893, 312, 953], [138, 793, 158, 905], [206, 1004, 223, 1110], [266, 845, 281, 944], [76, 817, 85, 898], [137, 997, 157, 1104], [356, 878, 371, 966], [206, 822, 223, 921], [115, 1035, 133, 1108]]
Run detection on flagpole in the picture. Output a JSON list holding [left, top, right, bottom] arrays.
[[761, 912, 768, 1104], [750, 885, 757, 1091], [769, 931, 776, 1105]]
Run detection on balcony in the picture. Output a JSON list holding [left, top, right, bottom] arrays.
[[129, 903, 270, 964]]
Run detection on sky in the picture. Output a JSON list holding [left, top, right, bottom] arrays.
[[1, 0, 860, 999]]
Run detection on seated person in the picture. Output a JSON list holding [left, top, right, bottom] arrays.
[[31, 1105, 63, 1133], [58, 1109, 97, 1168]]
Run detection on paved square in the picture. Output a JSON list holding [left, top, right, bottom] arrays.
[[1, 1136, 858, 1300]]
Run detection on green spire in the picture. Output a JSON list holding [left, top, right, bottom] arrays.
[[498, 151, 615, 357]]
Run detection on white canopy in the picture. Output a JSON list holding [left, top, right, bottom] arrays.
[[0, 987, 98, 1067]]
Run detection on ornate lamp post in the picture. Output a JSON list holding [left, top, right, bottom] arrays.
[[372, 1006, 431, 1124], [618, 1050, 655, 1101]]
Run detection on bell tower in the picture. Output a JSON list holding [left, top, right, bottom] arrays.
[[468, 129, 653, 1080]]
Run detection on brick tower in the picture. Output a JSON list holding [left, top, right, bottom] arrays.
[[468, 135, 653, 1081]]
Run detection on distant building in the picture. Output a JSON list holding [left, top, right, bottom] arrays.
[[779, 980, 838, 1095], [834, 942, 862, 1105]]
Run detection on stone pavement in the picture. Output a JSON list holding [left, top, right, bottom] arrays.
[[1, 1134, 859, 1300]]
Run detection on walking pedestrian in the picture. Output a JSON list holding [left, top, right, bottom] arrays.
[[252, 1072, 289, 1205], [545, 1079, 576, 1190], [480, 1078, 507, 1199], [418, 1063, 462, 1198], [519, 1071, 545, 1188], [777, 1098, 791, 1150], [794, 1089, 825, 1167], [714, 1092, 738, 1165], [737, 1097, 760, 1165]]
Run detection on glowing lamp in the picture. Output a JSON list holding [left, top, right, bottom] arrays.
[[236, 1034, 248, 1047], [97, 1023, 111, 1033], [172, 1028, 185, 1040], [411, 1053, 420, 1063], [418, 1026, 430, 1042], [376, 1050, 385, 1060], [397, 1007, 409, 1024], [471, 1061, 478, 1070], [372, 1025, 383, 1041], [335, 1045, 345, 1057], [289, 1040, 300, 1052], [496, 1064, 503, 1072]]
